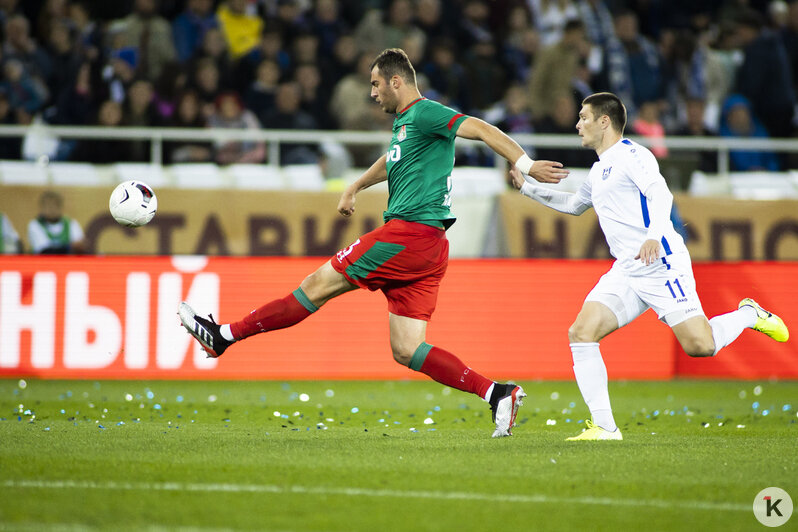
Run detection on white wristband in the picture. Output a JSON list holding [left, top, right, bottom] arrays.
[[515, 154, 534, 175]]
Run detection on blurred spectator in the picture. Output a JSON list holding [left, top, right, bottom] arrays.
[[483, 83, 536, 156], [35, 0, 69, 46], [27, 190, 86, 254], [102, 46, 138, 104], [217, 0, 262, 60], [576, 0, 614, 48], [457, 0, 493, 50], [659, 28, 706, 132], [165, 89, 213, 163], [632, 100, 668, 158], [534, 92, 596, 167], [501, 6, 538, 82], [51, 61, 94, 125], [355, 1, 425, 52], [191, 56, 222, 119], [245, 58, 279, 123], [3, 14, 51, 97], [421, 38, 468, 110], [172, 0, 218, 63], [272, 0, 307, 43], [190, 27, 235, 88], [603, 10, 664, 119], [675, 97, 718, 173], [416, 0, 452, 41], [261, 81, 318, 164], [463, 39, 507, 113], [719, 94, 780, 171], [529, 19, 589, 120], [118, 0, 177, 82], [71, 100, 134, 163], [238, 27, 290, 85], [310, 0, 349, 57], [68, 1, 102, 63], [328, 33, 358, 85], [703, 21, 739, 132], [330, 52, 384, 130], [0, 212, 21, 253], [124, 78, 158, 160], [0, 90, 21, 157], [294, 62, 333, 129], [1, 58, 44, 117], [781, 1, 798, 96], [527, 0, 579, 47], [208, 91, 265, 164], [734, 8, 795, 139], [45, 21, 81, 106]]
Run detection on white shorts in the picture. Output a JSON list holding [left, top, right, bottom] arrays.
[[585, 253, 705, 328]]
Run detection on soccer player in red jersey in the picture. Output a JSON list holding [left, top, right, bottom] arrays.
[[180, 48, 569, 437]]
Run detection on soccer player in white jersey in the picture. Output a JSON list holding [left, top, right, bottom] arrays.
[[510, 92, 789, 441]]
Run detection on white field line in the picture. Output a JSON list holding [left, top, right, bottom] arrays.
[[2, 479, 750, 513]]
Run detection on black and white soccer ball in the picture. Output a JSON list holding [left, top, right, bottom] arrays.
[[109, 180, 158, 227]]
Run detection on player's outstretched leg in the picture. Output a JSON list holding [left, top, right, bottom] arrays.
[[706, 298, 788, 357], [407, 342, 525, 437], [178, 287, 318, 358]]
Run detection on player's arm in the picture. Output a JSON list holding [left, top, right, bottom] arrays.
[[635, 180, 674, 265], [337, 154, 388, 217], [455, 116, 569, 184], [509, 166, 591, 216]]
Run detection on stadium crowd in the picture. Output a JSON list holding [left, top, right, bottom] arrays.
[[0, 0, 796, 170]]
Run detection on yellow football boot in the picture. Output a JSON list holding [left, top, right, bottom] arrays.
[[739, 298, 789, 342], [565, 419, 623, 441]]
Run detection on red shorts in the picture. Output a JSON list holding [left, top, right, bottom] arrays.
[[332, 219, 449, 320]]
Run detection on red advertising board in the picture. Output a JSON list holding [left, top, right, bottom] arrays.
[[0, 256, 795, 380]]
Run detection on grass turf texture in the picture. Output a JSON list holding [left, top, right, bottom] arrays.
[[1, 379, 796, 532]]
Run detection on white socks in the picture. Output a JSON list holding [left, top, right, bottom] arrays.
[[571, 342, 617, 432], [709, 306, 757, 356], [220, 324, 235, 342]]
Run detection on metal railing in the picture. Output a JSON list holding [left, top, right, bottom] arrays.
[[0, 124, 797, 174]]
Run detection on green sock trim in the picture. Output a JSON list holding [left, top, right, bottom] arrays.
[[409, 342, 433, 371], [292, 287, 319, 313]]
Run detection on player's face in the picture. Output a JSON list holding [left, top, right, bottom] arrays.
[[576, 104, 601, 149], [370, 67, 398, 114]]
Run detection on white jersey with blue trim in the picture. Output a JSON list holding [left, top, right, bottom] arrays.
[[578, 138, 687, 274]]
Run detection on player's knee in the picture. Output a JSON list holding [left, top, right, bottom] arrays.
[[568, 321, 598, 343], [391, 347, 412, 367], [684, 336, 715, 357]]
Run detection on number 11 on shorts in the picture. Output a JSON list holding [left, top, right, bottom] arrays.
[[665, 279, 685, 299]]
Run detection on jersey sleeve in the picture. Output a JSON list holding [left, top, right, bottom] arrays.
[[414, 101, 468, 139], [626, 145, 665, 194]]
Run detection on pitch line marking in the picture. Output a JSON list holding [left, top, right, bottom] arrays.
[[2, 479, 749, 513]]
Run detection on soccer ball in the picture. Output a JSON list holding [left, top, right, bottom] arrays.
[[109, 180, 158, 227]]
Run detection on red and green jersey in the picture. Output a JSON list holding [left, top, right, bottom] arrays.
[[383, 98, 467, 228]]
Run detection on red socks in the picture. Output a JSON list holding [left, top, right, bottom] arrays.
[[413, 343, 493, 399], [230, 288, 318, 340]]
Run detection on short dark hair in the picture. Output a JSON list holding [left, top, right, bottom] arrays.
[[582, 92, 626, 133], [370, 48, 417, 86]]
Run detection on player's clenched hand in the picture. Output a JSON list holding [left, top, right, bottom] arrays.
[[527, 160, 569, 184], [337, 189, 356, 216], [635, 239, 660, 265], [508, 166, 526, 190]]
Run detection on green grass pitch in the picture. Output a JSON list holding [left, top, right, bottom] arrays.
[[1, 379, 796, 531]]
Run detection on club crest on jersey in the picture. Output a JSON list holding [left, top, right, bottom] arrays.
[[397, 125, 407, 142], [602, 166, 612, 180]]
